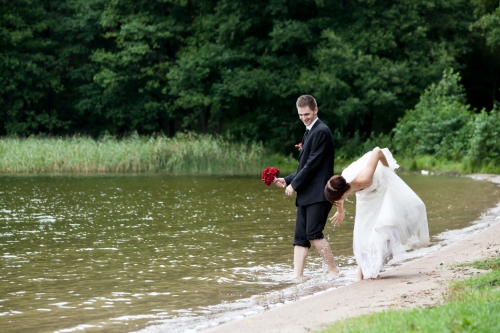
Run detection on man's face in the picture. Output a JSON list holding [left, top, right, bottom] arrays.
[[297, 105, 318, 127]]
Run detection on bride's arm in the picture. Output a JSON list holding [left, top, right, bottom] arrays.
[[354, 147, 388, 187], [377, 147, 389, 167], [330, 200, 345, 226]]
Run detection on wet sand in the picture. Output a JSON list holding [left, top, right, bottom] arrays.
[[208, 174, 500, 333]]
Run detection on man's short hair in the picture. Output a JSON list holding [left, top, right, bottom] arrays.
[[296, 95, 317, 111]]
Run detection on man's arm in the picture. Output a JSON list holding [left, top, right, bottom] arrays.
[[283, 172, 296, 185]]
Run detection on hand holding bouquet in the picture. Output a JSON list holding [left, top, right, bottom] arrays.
[[261, 167, 280, 186]]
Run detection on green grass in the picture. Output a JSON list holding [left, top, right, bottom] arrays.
[[452, 256, 500, 271], [395, 155, 500, 175], [319, 257, 500, 333], [0, 132, 298, 175], [397, 155, 463, 173], [1, 134, 497, 176]]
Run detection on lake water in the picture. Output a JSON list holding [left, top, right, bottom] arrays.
[[1, 174, 499, 333]]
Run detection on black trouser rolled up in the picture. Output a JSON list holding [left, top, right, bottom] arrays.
[[293, 201, 333, 248]]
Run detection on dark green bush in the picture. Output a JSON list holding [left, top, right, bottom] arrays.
[[465, 108, 500, 169], [393, 69, 472, 159]]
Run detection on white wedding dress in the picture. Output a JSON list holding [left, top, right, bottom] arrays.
[[342, 148, 429, 279]]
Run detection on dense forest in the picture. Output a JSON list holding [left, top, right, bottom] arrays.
[[1, 0, 500, 156]]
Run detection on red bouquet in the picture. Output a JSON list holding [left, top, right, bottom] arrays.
[[261, 167, 280, 186]]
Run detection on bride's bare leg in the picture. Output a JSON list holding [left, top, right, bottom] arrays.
[[354, 267, 363, 281], [310, 239, 341, 276]]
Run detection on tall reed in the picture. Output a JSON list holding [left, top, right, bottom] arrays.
[[0, 133, 295, 175]]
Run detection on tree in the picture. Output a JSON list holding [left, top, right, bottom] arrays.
[[393, 69, 472, 159], [87, 0, 194, 136], [167, 0, 343, 150], [457, 0, 500, 112], [49, 0, 107, 135], [300, 0, 475, 142], [0, 0, 64, 135], [1, 0, 494, 154]]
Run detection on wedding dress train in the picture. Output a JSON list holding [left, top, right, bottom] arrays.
[[342, 148, 429, 279]]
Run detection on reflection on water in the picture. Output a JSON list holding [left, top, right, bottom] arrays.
[[0, 174, 499, 332]]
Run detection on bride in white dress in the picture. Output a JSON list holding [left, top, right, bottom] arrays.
[[324, 147, 429, 281]]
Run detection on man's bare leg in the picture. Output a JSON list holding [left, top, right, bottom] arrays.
[[293, 245, 309, 278], [354, 267, 363, 281], [311, 238, 341, 276]]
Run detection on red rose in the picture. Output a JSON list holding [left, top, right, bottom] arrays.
[[295, 142, 302, 151], [261, 166, 280, 186], [262, 168, 268, 180]]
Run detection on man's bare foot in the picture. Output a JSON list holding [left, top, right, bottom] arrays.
[[293, 275, 310, 283], [329, 268, 344, 277]]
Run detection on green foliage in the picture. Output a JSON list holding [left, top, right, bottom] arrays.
[[301, 0, 475, 139], [466, 108, 500, 168], [393, 69, 472, 159], [165, 0, 332, 150], [0, 0, 65, 135], [51, 0, 108, 134], [0, 0, 499, 161], [87, 0, 194, 135], [388, 69, 500, 173], [335, 131, 393, 164], [474, 3, 500, 49]]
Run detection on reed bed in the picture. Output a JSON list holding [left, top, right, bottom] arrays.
[[0, 133, 293, 175]]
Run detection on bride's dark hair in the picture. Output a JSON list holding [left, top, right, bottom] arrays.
[[324, 175, 350, 204]]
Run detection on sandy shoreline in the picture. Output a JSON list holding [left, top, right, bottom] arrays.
[[207, 174, 500, 333]]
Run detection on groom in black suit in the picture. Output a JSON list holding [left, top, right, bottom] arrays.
[[275, 95, 340, 278]]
